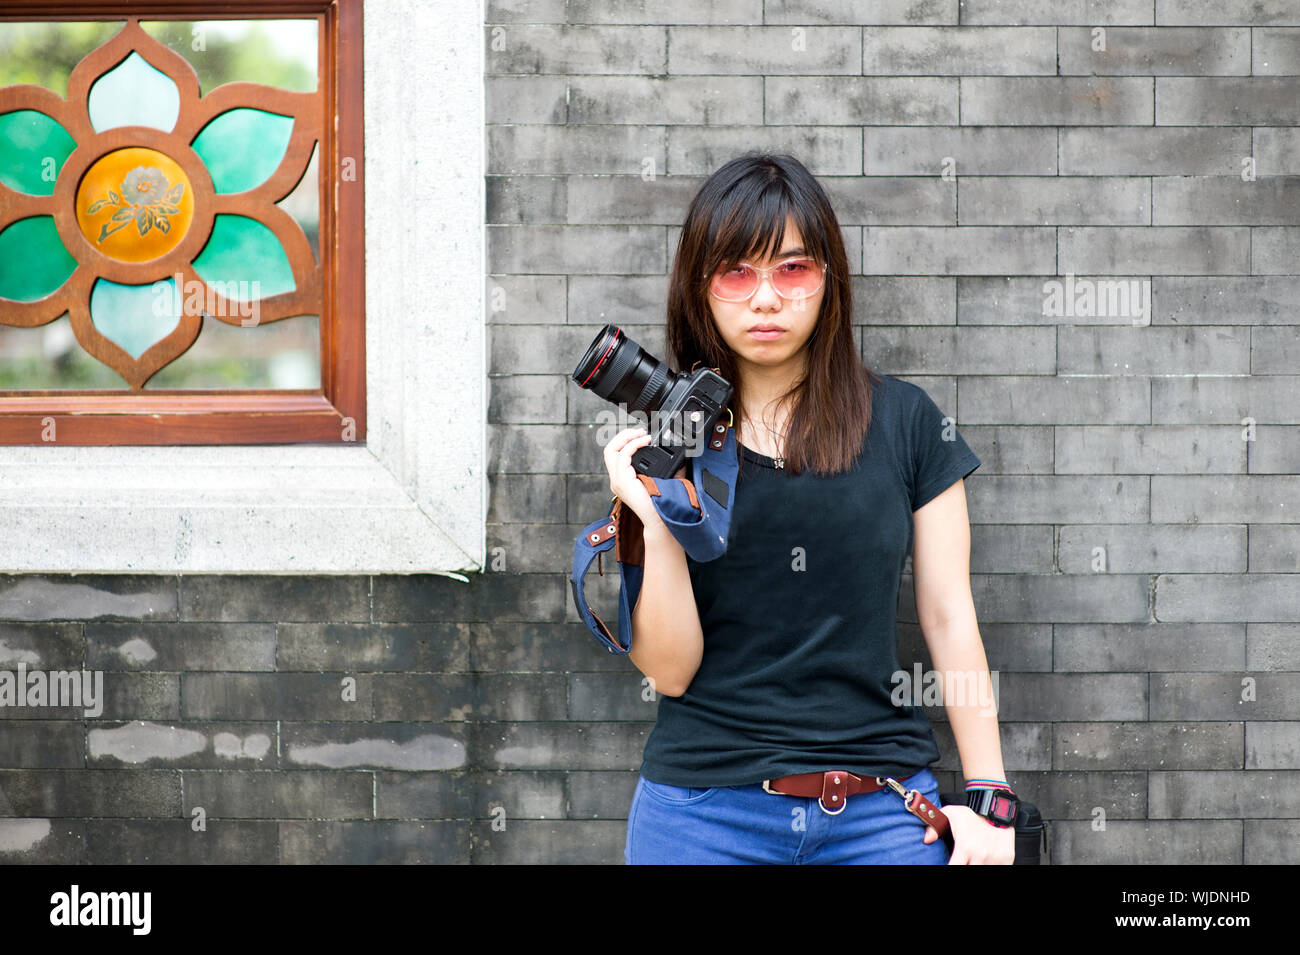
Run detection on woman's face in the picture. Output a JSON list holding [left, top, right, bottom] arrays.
[[706, 217, 824, 376]]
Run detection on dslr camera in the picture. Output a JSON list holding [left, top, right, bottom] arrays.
[[572, 323, 733, 480]]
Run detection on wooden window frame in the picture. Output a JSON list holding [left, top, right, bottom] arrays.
[[0, 0, 487, 574], [0, 0, 364, 445]]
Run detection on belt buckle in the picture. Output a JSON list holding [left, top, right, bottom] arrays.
[[818, 770, 848, 816]]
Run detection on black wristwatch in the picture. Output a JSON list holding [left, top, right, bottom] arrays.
[[965, 787, 1019, 828]]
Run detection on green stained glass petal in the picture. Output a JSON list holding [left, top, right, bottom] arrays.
[[192, 108, 294, 194], [89, 278, 182, 360], [192, 215, 295, 300], [0, 217, 76, 301], [87, 51, 180, 133], [0, 110, 76, 196]]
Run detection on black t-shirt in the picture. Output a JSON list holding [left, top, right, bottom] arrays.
[[638, 373, 982, 787]]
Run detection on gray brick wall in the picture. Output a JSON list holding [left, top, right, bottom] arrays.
[[3, 2, 1299, 864]]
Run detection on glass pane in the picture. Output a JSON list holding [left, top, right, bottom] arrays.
[[192, 108, 294, 194], [141, 20, 317, 93], [191, 215, 296, 300], [0, 22, 125, 97], [86, 51, 180, 133], [0, 109, 76, 196], [145, 314, 320, 389], [89, 277, 182, 361], [0, 317, 126, 389], [278, 141, 319, 262], [0, 216, 77, 302]]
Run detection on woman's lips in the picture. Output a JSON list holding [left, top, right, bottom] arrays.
[[747, 328, 785, 340]]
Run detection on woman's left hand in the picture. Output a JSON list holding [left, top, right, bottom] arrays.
[[922, 804, 1016, 864]]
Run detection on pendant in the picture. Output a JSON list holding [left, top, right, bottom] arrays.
[[774, 457, 784, 469]]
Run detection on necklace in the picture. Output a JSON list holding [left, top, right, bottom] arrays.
[[741, 411, 786, 469]]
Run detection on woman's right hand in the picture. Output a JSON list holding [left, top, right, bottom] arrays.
[[603, 427, 685, 530]]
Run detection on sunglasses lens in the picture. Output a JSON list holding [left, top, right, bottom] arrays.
[[773, 258, 823, 298], [711, 258, 823, 300]]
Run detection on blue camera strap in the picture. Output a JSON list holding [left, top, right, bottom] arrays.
[[569, 413, 739, 654]]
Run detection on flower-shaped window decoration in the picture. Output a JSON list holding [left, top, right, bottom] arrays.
[[0, 18, 320, 390]]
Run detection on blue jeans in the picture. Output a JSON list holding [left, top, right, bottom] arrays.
[[625, 766, 951, 865]]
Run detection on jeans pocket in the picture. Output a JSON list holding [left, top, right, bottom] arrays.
[[639, 776, 719, 805]]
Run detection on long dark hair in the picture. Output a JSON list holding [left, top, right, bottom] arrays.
[[665, 152, 879, 476]]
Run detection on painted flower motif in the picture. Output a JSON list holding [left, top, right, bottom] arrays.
[[0, 18, 321, 389], [87, 166, 185, 242]]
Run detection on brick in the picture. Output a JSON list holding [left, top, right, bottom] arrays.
[[568, 671, 663, 720], [961, 375, 1150, 423], [958, 176, 1149, 225], [958, 275, 1150, 325], [179, 575, 368, 624], [276, 622, 474, 672], [1252, 327, 1300, 375], [1156, 77, 1300, 124], [1055, 721, 1243, 770], [568, 770, 639, 818], [668, 125, 862, 175], [766, 76, 959, 124], [1054, 622, 1245, 670], [1058, 226, 1250, 275], [1058, 26, 1250, 75], [475, 769, 567, 818], [1158, 1, 1300, 26], [1151, 770, 1300, 817], [489, 224, 665, 275], [183, 771, 373, 819], [958, 0, 1152, 25], [863, 226, 1056, 274], [565, 175, 704, 224], [1153, 477, 1300, 522], [854, 276, 955, 324], [1057, 524, 1246, 573], [87, 721, 278, 769], [1151, 672, 1300, 719], [1154, 176, 1300, 225], [487, 126, 665, 175], [866, 126, 1056, 175], [0, 770, 180, 817], [1155, 575, 1300, 624], [0, 575, 177, 622], [766, 0, 957, 25], [280, 820, 466, 863], [86, 622, 276, 671], [1060, 127, 1249, 175], [1155, 276, 1300, 325], [85, 820, 277, 864], [824, 176, 955, 225], [485, 75, 566, 123], [182, 673, 374, 720], [471, 721, 652, 770], [375, 770, 477, 819], [668, 26, 860, 74], [486, 175, 565, 224], [960, 77, 1154, 125], [485, 273, 566, 325], [0, 721, 84, 768], [486, 25, 666, 75], [1256, 128, 1300, 175], [473, 818, 624, 863], [1246, 721, 1300, 768], [0, 819, 84, 863], [1248, 527, 1300, 574], [1051, 820, 1241, 864], [1253, 227, 1300, 274], [568, 76, 762, 125], [966, 573, 1151, 622], [861, 26, 1055, 74], [868, 325, 1055, 373], [369, 673, 482, 721], [1059, 327, 1250, 375], [1152, 375, 1300, 423], [281, 722, 468, 769]]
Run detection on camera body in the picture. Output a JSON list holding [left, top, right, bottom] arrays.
[[572, 324, 733, 480]]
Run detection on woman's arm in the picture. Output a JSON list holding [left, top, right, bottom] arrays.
[[912, 479, 1016, 864], [627, 517, 705, 698]]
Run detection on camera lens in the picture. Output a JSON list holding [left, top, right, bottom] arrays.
[[572, 324, 673, 415]]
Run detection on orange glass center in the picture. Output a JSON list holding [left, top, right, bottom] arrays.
[[75, 146, 194, 263]]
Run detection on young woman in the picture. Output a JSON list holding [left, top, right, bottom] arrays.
[[604, 153, 1016, 865]]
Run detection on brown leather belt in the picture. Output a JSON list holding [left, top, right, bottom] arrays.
[[761, 769, 953, 846]]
